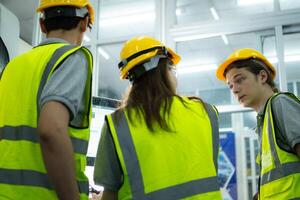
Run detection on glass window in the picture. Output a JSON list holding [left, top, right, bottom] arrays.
[[248, 180, 253, 200], [82, 0, 98, 45], [254, 140, 260, 176], [245, 137, 251, 176], [297, 82, 300, 96], [176, 36, 231, 105], [97, 43, 130, 99], [198, 88, 231, 105], [261, 32, 281, 88], [243, 111, 256, 130], [0, 37, 9, 75], [98, 0, 155, 41], [287, 82, 294, 93], [279, 0, 300, 10], [219, 113, 232, 129], [176, 0, 274, 25], [283, 31, 300, 90]]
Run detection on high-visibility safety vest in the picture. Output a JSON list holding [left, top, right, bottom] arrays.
[[106, 97, 222, 200], [0, 43, 93, 199], [258, 93, 300, 199]]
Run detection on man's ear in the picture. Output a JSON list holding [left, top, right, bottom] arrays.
[[259, 70, 268, 84], [40, 18, 47, 34], [80, 17, 89, 32]]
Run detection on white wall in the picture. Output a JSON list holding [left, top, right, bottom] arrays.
[[0, 3, 20, 59]]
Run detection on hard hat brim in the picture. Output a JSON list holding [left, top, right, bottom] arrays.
[[167, 47, 181, 66], [216, 56, 276, 81], [216, 58, 237, 81], [120, 50, 158, 79]]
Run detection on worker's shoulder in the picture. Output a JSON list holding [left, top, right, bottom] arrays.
[[272, 92, 300, 105], [179, 96, 211, 110], [5, 48, 34, 65], [77, 45, 93, 56], [181, 96, 210, 106]]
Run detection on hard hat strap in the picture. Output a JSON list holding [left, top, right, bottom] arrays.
[[127, 54, 167, 82], [251, 58, 274, 76], [118, 46, 168, 69], [42, 6, 89, 20]]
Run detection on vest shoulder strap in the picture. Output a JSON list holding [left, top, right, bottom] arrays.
[[268, 92, 300, 153], [270, 92, 300, 104], [203, 102, 219, 169], [36, 44, 79, 115]]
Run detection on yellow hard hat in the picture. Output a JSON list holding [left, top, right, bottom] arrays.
[[216, 48, 276, 81], [36, 0, 95, 24], [118, 36, 181, 80]]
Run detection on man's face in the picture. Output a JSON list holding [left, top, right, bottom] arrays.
[[226, 67, 263, 109]]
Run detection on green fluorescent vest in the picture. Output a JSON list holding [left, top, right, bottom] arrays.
[[258, 93, 300, 199], [106, 97, 222, 200], [0, 43, 93, 199]]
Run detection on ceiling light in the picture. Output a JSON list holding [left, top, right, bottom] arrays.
[[177, 64, 218, 74], [209, 7, 228, 45], [210, 7, 219, 20], [173, 33, 219, 42], [221, 35, 229, 45], [238, 0, 273, 6], [98, 47, 110, 60]]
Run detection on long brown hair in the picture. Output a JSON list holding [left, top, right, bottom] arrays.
[[117, 58, 183, 132]]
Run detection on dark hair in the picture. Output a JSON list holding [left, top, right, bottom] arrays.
[[118, 58, 195, 132], [43, 6, 89, 32], [44, 16, 87, 32], [224, 58, 279, 93]]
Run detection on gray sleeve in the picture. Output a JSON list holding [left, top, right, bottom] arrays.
[[93, 122, 123, 192], [272, 94, 300, 151], [38, 50, 88, 120]]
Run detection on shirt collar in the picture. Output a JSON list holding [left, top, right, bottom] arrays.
[[39, 37, 70, 46]]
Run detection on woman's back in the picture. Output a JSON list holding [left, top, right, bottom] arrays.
[[105, 97, 221, 200]]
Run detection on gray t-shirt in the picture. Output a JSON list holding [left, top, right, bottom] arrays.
[[257, 93, 300, 152], [38, 38, 89, 127]]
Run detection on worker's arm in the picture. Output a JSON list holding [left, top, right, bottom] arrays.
[[295, 143, 300, 158], [38, 101, 79, 200], [100, 190, 117, 200]]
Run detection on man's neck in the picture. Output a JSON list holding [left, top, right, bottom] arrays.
[[254, 88, 275, 113], [46, 30, 82, 45]]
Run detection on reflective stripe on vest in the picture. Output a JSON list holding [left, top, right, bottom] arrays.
[[36, 45, 76, 116], [204, 103, 220, 170], [0, 126, 88, 155], [0, 168, 89, 194], [110, 104, 220, 200], [260, 93, 300, 186]]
